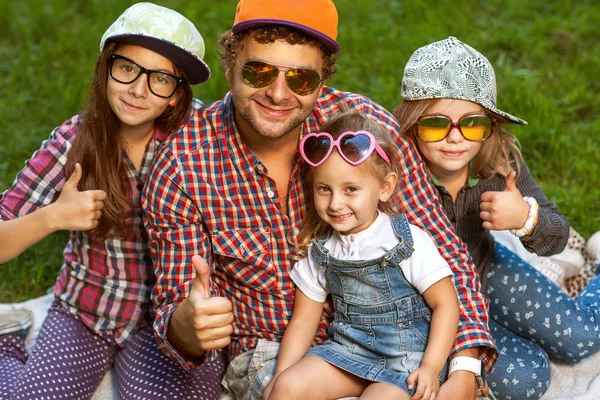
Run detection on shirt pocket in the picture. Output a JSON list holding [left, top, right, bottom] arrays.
[[211, 228, 275, 292]]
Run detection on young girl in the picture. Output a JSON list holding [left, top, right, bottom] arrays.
[[393, 36, 600, 399], [263, 111, 459, 400], [0, 3, 224, 399]]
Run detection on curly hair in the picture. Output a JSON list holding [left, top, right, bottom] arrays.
[[217, 26, 337, 82]]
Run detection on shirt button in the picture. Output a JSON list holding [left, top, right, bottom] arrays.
[[451, 217, 457, 223], [143, 254, 152, 264], [137, 183, 144, 191], [267, 190, 275, 198]]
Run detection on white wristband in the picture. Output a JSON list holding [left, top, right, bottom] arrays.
[[448, 356, 485, 390], [448, 356, 482, 376], [510, 196, 538, 238]]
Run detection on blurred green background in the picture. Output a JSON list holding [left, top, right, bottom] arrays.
[[1, 0, 599, 302]]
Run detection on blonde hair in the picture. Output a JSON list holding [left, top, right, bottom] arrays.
[[294, 110, 401, 258], [392, 99, 523, 178]]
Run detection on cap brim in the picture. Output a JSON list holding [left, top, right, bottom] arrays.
[[402, 92, 528, 125], [108, 34, 211, 85], [232, 19, 340, 53], [491, 108, 528, 125]]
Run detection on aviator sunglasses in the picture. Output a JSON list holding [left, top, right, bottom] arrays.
[[416, 114, 493, 142], [300, 130, 391, 167], [237, 59, 322, 96]]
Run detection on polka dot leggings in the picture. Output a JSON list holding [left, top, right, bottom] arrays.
[[0, 304, 225, 399], [486, 243, 600, 400]]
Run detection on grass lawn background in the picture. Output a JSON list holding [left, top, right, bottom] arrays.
[[1, 0, 599, 302]]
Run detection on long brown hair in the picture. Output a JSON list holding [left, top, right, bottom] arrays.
[[294, 110, 402, 258], [217, 26, 337, 82], [66, 41, 193, 237], [393, 99, 523, 179]]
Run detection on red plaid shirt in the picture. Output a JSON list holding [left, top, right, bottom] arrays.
[[0, 114, 170, 345], [143, 87, 497, 371]]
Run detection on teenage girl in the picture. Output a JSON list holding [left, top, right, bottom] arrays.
[[0, 3, 224, 399], [264, 110, 459, 400]]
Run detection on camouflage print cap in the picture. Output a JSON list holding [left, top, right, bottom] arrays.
[[402, 36, 526, 125], [100, 2, 210, 85]]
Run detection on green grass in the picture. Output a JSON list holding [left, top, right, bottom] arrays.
[[1, 0, 599, 302]]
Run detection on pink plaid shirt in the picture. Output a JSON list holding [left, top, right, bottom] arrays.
[[143, 87, 498, 371], [0, 114, 170, 345]]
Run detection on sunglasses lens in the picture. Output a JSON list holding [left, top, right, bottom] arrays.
[[303, 135, 331, 165], [417, 117, 451, 142], [460, 116, 492, 140], [285, 68, 322, 95], [241, 61, 279, 88], [340, 134, 371, 163]]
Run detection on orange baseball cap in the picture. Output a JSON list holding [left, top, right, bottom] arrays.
[[232, 0, 340, 53]]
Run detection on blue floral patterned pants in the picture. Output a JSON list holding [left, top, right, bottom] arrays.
[[486, 243, 600, 399]]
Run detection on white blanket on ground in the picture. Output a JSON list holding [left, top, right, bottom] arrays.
[[2, 293, 599, 399], [0, 295, 116, 399]]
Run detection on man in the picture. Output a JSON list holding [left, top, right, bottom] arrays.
[[143, 0, 497, 398]]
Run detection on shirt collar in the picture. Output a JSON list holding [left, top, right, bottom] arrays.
[[151, 126, 169, 142], [334, 210, 387, 245], [429, 162, 479, 188], [222, 93, 266, 181]]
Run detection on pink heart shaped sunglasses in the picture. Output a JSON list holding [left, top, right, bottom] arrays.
[[299, 130, 391, 167]]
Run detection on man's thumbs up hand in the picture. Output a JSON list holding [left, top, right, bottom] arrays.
[[178, 255, 234, 354]]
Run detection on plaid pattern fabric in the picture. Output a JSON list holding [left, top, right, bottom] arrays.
[[143, 87, 498, 371], [0, 114, 169, 346]]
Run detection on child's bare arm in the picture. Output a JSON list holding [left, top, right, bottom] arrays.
[[263, 288, 324, 399], [273, 289, 324, 376], [421, 276, 460, 373], [407, 276, 460, 399], [0, 164, 106, 264]]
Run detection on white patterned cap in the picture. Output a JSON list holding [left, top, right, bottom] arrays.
[[100, 2, 210, 85], [402, 36, 526, 125]]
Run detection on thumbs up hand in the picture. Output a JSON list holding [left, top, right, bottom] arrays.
[[48, 163, 107, 231], [182, 255, 234, 353], [479, 171, 530, 231]]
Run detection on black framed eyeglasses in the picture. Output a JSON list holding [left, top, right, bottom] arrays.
[[109, 53, 182, 98]]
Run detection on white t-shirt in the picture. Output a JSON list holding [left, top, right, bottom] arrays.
[[290, 212, 453, 303]]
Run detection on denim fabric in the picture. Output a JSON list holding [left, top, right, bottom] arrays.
[[220, 339, 279, 400], [306, 214, 446, 395], [486, 243, 600, 399]]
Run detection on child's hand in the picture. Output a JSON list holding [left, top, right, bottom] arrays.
[[48, 163, 107, 231], [479, 171, 530, 231], [407, 365, 440, 400]]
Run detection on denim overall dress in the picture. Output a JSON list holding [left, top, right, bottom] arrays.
[[305, 214, 446, 395]]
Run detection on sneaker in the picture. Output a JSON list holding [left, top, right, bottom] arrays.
[[0, 309, 33, 339]]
